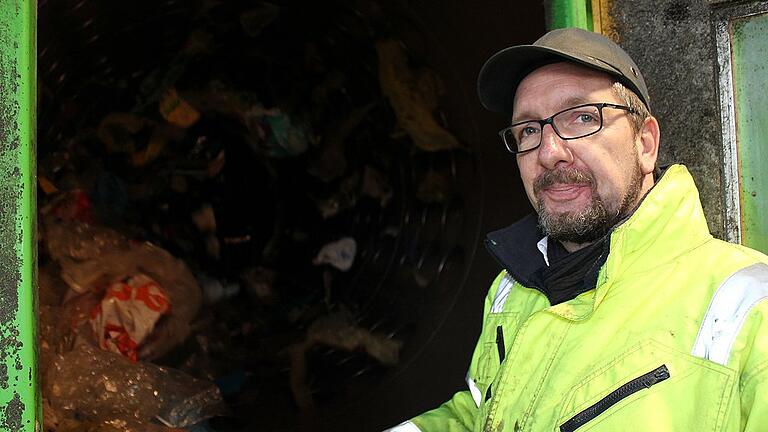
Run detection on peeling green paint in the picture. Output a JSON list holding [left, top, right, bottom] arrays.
[[548, 0, 594, 30], [0, 0, 39, 430], [731, 12, 768, 254]]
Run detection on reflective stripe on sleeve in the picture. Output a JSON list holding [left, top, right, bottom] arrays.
[[491, 273, 515, 313], [466, 374, 482, 407], [383, 420, 422, 432], [692, 263, 768, 366]]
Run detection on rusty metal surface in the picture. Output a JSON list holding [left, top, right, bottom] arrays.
[[713, 1, 768, 251], [0, 0, 39, 430], [729, 9, 768, 253], [715, 17, 742, 245]]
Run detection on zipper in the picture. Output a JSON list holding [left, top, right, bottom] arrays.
[[485, 326, 506, 403], [559, 364, 670, 432], [496, 326, 506, 362]]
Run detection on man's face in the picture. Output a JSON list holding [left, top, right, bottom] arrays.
[[513, 62, 651, 247]]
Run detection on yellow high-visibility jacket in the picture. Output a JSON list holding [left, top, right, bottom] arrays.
[[388, 165, 768, 432]]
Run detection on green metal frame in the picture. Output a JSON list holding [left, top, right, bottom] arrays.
[[0, 0, 39, 430], [730, 12, 768, 253], [548, 0, 594, 30]]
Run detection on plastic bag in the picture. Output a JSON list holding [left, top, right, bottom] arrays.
[[245, 108, 309, 158], [44, 220, 129, 273], [43, 189, 96, 225], [45, 345, 228, 430], [44, 221, 202, 361], [313, 238, 357, 272], [91, 274, 171, 362]]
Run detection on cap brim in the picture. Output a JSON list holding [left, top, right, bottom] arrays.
[[477, 45, 626, 115]]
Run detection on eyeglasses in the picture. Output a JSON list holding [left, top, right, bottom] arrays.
[[499, 102, 636, 154]]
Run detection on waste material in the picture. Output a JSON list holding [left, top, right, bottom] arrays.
[[45, 189, 95, 225], [376, 39, 461, 152], [44, 345, 227, 430], [240, 266, 276, 303], [197, 273, 240, 304], [160, 88, 201, 129], [91, 171, 129, 220], [90, 274, 171, 362], [97, 112, 150, 155], [313, 238, 357, 271], [36, 2, 464, 428], [362, 165, 393, 208], [290, 312, 403, 409], [43, 220, 202, 361], [248, 108, 310, 158]]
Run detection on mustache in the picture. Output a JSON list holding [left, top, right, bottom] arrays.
[[533, 168, 595, 195]]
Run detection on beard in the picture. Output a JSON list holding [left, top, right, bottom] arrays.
[[534, 158, 644, 244]]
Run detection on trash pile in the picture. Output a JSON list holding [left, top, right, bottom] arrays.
[[38, 2, 464, 431]]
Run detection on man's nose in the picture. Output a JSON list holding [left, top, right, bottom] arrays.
[[537, 124, 574, 169]]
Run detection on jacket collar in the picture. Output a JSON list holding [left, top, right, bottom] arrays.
[[485, 164, 712, 320], [485, 212, 548, 290]]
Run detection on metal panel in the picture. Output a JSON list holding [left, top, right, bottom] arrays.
[[716, 2, 768, 253], [548, 0, 594, 30], [0, 0, 39, 430], [730, 12, 768, 253], [715, 17, 742, 245]]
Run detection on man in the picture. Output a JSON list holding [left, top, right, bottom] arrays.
[[386, 28, 768, 432]]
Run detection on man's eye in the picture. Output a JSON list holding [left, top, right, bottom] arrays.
[[575, 113, 598, 123], [521, 126, 539, 137]]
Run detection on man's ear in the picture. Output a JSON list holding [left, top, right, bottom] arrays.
[[637, 116, 660, 175]]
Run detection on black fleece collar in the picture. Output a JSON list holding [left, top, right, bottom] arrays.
[[485, 213, 547, 289], [484, 213, 610, 305]]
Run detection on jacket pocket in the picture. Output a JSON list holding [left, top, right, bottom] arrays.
[[469, 312, 518, 402], [554, 339, 735, 432], [559, 364, 670, 432]]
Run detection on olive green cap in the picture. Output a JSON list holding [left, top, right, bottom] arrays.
[[477, 28, 651, 114]]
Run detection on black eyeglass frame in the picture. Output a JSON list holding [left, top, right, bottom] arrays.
[[498, 102, 637, 154]]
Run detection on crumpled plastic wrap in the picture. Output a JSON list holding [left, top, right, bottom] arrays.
[[290, 312, 403, 409], [44, 220, 202, 360], [44, 345, 228, 430], [305, 313, 402, 366], [91, 274, 171, 362], [45, 220, 130, 274], [312, 238, 357, 272], [39, 263, 99, 377]]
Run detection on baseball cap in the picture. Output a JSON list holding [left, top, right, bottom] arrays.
[[477, 28, 650, 115]]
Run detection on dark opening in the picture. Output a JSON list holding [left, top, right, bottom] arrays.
[[37, 1, 544, 430]]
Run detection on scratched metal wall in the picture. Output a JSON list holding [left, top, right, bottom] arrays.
[[0, 0, 38, 431]]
